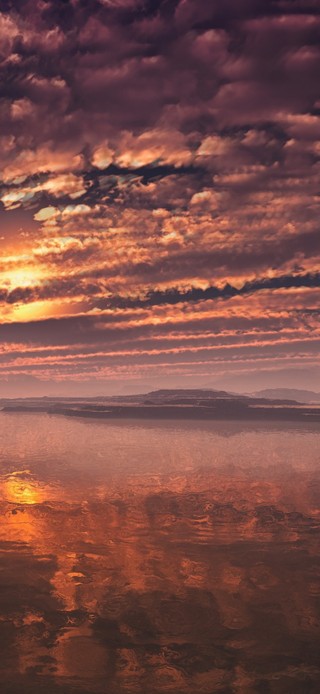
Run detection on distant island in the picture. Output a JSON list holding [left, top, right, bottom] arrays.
[[250, 388, 320, 404], [1, 388, 320, 422]]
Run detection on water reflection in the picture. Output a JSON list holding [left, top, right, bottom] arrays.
[[3, 472, 44, 505], [0, 414, 319, 693]]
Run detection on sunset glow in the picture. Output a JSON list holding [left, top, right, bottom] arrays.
[[0, 0, 319, 396], [0, 4, 319, 690], [1, 267, 44, 290]]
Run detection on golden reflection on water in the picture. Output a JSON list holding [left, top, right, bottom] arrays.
[[0, 418, 319, 693], [3, 474, 44, 505]]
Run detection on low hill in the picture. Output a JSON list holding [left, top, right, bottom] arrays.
[[251, 389, 320, 404]]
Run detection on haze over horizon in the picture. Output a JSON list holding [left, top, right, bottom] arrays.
[[0, 0, 319, 396]]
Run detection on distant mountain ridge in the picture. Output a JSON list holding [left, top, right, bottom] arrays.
[[251, 389, 320, 404], [141, 388, 249, 402], [115, 388, 298, 406], [0, 387, 302, 406], [2, 388, 320, 422]]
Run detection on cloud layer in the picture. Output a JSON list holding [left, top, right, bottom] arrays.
[[0, 0, 319, 394]]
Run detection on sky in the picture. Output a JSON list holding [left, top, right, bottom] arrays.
[[0, 0, 319, 397]]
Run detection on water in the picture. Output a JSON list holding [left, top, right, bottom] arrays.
[[0, 413, 319, 693]]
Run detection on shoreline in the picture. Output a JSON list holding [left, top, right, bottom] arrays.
[[2, 402, 320, 423]]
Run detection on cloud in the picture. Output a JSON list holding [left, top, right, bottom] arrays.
[[94, 272, 320, 309], [0, 0, 319, 391]]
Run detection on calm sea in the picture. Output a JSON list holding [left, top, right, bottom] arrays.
[[0, 413, 319, 693]]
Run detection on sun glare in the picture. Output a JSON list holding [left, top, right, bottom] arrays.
[[2, 267, 42, 289]]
